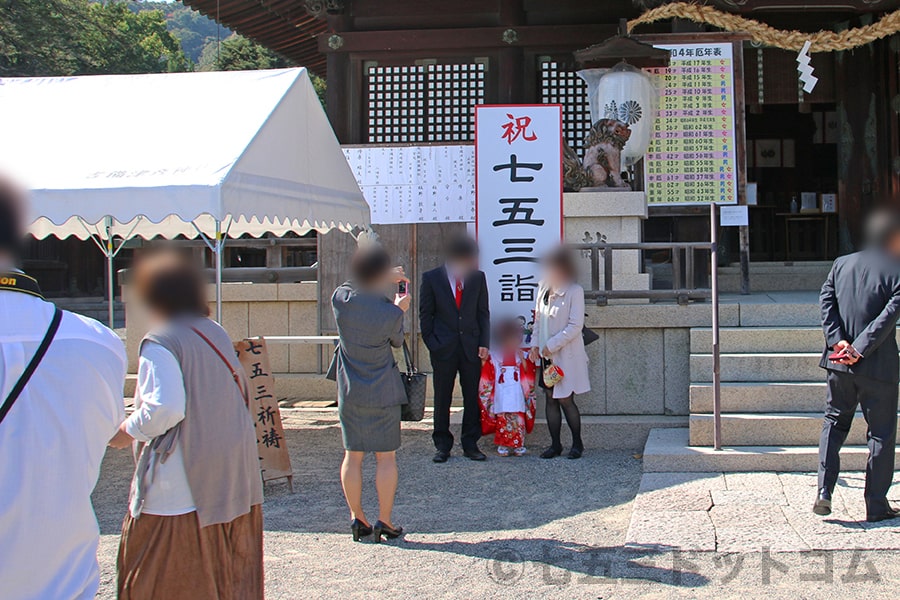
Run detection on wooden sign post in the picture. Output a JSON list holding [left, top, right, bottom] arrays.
[[234, 338, 293, 492]]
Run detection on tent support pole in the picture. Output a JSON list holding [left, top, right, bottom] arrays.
[[78, 216, 141, 330], [106, 217, 114, 328], [191, 218, 230, 324], [215, 219, 223, 323]]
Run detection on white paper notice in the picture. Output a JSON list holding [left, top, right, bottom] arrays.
[[342, 145, 474, 224], [720, 205, 749, 227]]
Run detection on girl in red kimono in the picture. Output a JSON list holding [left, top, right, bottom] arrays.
[[479, 319, 537, 456]]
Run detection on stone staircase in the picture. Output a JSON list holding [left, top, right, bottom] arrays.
[[644, 298, 900, 472], [689, 326, 827, 447]]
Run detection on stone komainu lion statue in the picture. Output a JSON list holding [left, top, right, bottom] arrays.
[[563, 118, 632, 191]]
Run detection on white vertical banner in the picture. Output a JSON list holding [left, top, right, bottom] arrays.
[[475, 105, 563, 323]]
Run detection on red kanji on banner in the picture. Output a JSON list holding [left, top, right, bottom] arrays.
[[500, 114, 537, 144]]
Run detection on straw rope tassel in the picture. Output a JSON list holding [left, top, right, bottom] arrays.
[[628, 3, 900, 53]]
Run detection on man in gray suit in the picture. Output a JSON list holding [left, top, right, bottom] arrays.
[[816, 209, 900, 522]]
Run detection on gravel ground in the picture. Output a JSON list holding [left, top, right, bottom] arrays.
[[90, 411, 900, 599]]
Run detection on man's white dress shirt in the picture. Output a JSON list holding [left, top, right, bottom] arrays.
[[0, 288, 126, 600]]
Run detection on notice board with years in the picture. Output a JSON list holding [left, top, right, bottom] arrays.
[[644, 42, 739, 205], [342, 144, 475, 224]]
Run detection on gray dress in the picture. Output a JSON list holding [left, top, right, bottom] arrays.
[[329, 281, 406, 452]]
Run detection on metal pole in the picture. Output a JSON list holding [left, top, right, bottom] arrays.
[[710, 203, 722, 451], [105, 217, 114, 329], [215, 219, 223, 323]]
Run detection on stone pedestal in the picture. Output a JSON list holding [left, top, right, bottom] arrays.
[[563, 191, 650, 294]]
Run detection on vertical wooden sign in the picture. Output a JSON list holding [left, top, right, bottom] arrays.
[[234, 338, 293, 491]]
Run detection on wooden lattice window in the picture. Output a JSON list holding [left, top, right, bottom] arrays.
[[426, 62, 485, 142], [538, 58, 592, 155], [365, 65, 427, 143], [364, 60, 486, 143]]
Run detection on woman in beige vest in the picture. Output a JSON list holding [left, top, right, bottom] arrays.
[[530, 247, 591, 459], [109, 251, 264, 600]]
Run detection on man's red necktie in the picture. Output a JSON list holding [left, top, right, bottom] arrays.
[[455, 279, 463, 309]]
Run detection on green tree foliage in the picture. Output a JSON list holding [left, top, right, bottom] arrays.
[[198, 33, 326, 109], [0, 0, 189, 76], [130, 1, 227, 64], [198, 33, 290, 72]]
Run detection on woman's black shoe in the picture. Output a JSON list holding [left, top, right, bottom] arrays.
[[351, 518, 373, 542], [567, 446, 584, 460], [372, 520, 403, 542], [540, 446, 562, 459]]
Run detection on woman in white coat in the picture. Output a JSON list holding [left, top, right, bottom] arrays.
[[529, 247, 590, 459]]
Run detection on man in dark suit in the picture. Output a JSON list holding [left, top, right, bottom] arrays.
[[816, 209, 900, 522], [420, 235, 490, 462]]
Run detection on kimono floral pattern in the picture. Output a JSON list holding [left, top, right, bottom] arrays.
[[478, 351, 537, 449]]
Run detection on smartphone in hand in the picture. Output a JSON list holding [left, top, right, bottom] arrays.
[[398, 281, 408, 295]]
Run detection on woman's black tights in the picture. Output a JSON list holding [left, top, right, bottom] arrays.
[[545, 392, 583, 451]]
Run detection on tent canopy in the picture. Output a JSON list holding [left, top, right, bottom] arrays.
[[0, 67, 370, 239]]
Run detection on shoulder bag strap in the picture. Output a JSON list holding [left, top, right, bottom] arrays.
[[402, 339, 417, 374], [190, 326, 248, 407], [0, 306, 63, 426]]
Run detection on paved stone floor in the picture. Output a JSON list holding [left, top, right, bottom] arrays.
[[626, 471, 900, 552], [88, 409, 900, 599]]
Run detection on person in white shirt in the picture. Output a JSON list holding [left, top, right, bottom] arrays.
[[0, 175, 127, 600]]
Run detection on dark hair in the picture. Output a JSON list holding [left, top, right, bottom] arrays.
[[865, 208, 900, 249], [134, 250, 210, 318], [543, 246, 578, 282], [492, 317, 523, 345], [446, 234, 479, 261], [0, 174, 26, 259], [351, 245, 392, 286]]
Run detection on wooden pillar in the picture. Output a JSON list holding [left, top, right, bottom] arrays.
[[265, 243, 283, 269], [326, 53, 351, 143], [498, 0, 525, 104], [325, 13, 353, 143], [732, 41, 750, 294]]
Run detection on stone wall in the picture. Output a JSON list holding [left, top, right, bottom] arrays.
[[123, 282, 320, 375], [579, 301, 730, 417]]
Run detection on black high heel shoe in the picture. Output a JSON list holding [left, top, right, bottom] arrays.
[[372, 520, 403, 543], [351, 518, 373, 542], [540, 445, 562, 459]]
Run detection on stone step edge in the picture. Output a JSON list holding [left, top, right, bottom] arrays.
[[689, 412, 886, 447], [642, 427, 897, 473], [691, 381, 825, 387], [689, 382, 827, 413], [689, 411, 887, 420], [691, 352, 823, 358]]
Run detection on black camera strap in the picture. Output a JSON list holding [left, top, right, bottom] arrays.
[[0, 280, 61, 425]]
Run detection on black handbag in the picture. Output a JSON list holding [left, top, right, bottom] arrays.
[[582, 324, 599, 347], [400, 340, 427, 422]]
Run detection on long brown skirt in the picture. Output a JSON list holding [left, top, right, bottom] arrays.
[[117, 504, 264, 600]]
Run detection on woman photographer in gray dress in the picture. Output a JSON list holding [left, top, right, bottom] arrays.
[[329, 245, 410, 542]]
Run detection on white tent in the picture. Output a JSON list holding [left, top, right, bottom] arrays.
[[0, 68, 370, 323]]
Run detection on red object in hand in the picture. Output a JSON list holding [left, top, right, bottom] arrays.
[[829, 346, 859, 362]]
